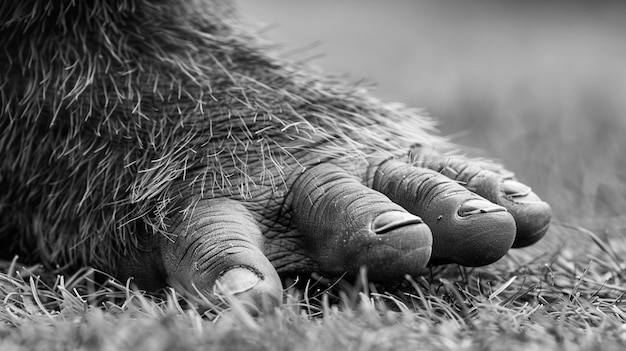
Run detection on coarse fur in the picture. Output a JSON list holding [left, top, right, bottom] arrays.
[[0, 0, 446, 274]]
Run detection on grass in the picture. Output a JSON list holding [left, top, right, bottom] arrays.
[[3, 1, 626, 350], [2, 227, 626, 350]]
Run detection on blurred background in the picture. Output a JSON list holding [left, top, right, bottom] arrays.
[[236, 0, 626, 230]]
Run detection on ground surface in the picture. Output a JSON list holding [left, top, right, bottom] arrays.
[[2, 1, 626, 350]]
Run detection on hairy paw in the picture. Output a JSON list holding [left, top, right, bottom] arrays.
[[122, 146, 551, 311]]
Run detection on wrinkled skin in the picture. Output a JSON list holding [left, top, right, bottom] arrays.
[[0, 0, 551, 311], [118, 146, 551, 309]]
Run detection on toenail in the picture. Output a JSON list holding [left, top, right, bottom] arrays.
[[214, 267, 262, 296], [372, 211, 424, 234], [458, 199, 506, 217], [502, 180, 531, 197], [502, 180, 542, 203]]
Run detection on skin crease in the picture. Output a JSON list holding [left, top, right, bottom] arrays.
[[0, 0, 551, 311]]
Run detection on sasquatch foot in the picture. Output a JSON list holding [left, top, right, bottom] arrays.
[[122, 145, 551, 311]]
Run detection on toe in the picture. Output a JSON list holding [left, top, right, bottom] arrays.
[[409, 145, 552, 248], [372, 160, 516, 267], [159, 198, 283, 312], [470, 174, 552, 248], [289, 163, 432, 280]]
